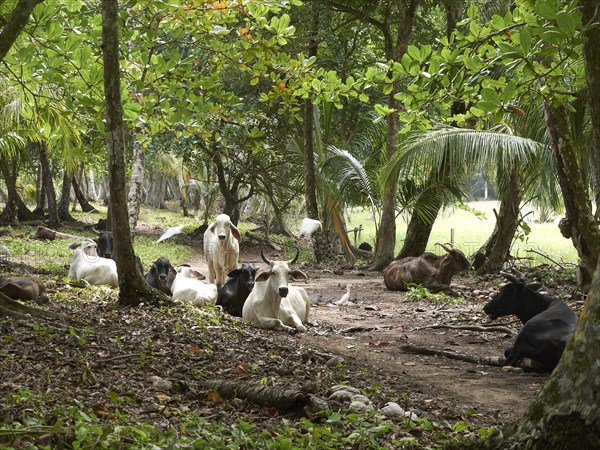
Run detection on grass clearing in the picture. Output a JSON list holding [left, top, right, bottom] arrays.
[[339, 200, 577, 266]]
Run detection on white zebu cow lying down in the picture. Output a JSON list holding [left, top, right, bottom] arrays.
[[171, 266, 218, 306], [68, 240, 118, 287], [242, 249, 310, 334]]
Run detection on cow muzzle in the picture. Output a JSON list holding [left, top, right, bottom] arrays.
[[278, 287, 289, 297], [246, 281, 255, 291], [218, 234, 226, 240]]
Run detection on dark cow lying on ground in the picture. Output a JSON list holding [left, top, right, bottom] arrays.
[[0, 276, 49, 304], [217, 262, 258, 317], [93, 229, 114, 259], [483, 271, 578, 372], [145, 257, 177, 295], [383, 243, 471, 295]]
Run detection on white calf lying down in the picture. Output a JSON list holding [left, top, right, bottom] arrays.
[[242, 249, 310, 334], [68, 240, 118, 287], [171, 266, 218, 306]]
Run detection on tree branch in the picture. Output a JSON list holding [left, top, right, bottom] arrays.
[[0, 0, 45, 62]]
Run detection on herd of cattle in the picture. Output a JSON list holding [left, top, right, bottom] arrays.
[[0, 213, 579, 374]]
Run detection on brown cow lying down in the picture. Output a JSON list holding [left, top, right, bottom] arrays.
[[383, 243, 471, 296], [0, 276, 49, 304]]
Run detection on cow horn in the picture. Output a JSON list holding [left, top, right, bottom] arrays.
[[435, 242, 453, 253], [260, 249, 272, 265], [289, 248, 300, 264], [91, 227, 102, 236], [499, 271, 520, 283], [511, 267, 525, 280]]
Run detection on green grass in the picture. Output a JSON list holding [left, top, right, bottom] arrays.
[[0, 200, 576, 274], [316, 200, 577, 266]]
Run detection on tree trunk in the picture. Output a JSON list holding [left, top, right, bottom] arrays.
[[396, 201, 442, 259], [86, 169, 99, 201], [472, 162, 522, 274], [0, 0, 45, 62], [0, 156, 35, 224], [370, 95, 400, 270], [72, 175, 97, 213], [212, 148, 253, 226], [33, 162, 46, 217], [544, 101, 600, 288], [395, 4, 465, 261], [101, 0, 168, 307], [128, 128, 145, 230], [38, 142, 60, 228], [58, 170, 74, 221], [368, 2, 418, 270], [581, 0, 600, 219]]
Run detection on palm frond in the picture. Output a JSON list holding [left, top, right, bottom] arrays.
[[381, 126, 545, 190]]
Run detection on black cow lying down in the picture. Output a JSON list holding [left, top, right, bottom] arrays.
[[217, 262, 258, 317], [483, 271, 578, 372]]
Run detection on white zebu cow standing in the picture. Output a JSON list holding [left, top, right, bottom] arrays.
[[203, 214, 241, 287], [242, 249, 310, 334]]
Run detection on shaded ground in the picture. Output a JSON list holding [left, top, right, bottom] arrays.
[[0, 228, 584, 448]]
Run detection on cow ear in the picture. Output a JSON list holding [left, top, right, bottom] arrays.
[[255, 271, 271, 282], [230, 224, 241, 242], [191, 270, 206, 280], [290, 269, 308, 281], [227, 268, 242, 277], [210, 223, 217, 233], [527, 282, 543, 292]]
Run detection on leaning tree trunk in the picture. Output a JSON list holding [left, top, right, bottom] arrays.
[[38, 142, 60, 228], [396, 147, 452, 259], [544, 101, 600, 288], [472, 162, 522, 274], [396, 204, 441, 259], [57, 170, 74, 221], [72, 174, 96, 213], [0, 156, 35, 223], [128, 127, 145, 230], [101, 0, 168, 307]]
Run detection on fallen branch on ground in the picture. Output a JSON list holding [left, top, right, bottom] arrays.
[[340, 325, 394, 333], [198, 379, 310, 412], [417, 324, 515, 335], [401, 343, 504, 366], [34, 226, 82, 240]]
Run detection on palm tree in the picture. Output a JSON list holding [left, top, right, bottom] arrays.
[[289, 103, 385, 263], [382, 123, 553, 273]]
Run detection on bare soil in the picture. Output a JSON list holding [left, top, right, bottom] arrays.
[[1, 232, 577, 448], [300, 270, 542, 425], [215, 241, 548, 427]]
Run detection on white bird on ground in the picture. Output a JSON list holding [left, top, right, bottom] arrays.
[[156, 225, 184, 243], [0, 243, 11, 257], [334, 284, 352, 310], [299, 218, 322, 237]]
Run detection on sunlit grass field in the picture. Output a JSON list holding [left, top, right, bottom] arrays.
[[334, 200, 578, 266]]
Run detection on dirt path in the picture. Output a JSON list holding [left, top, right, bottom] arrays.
[[299, 270, 542, 425], [184, 243, 543, 426]]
